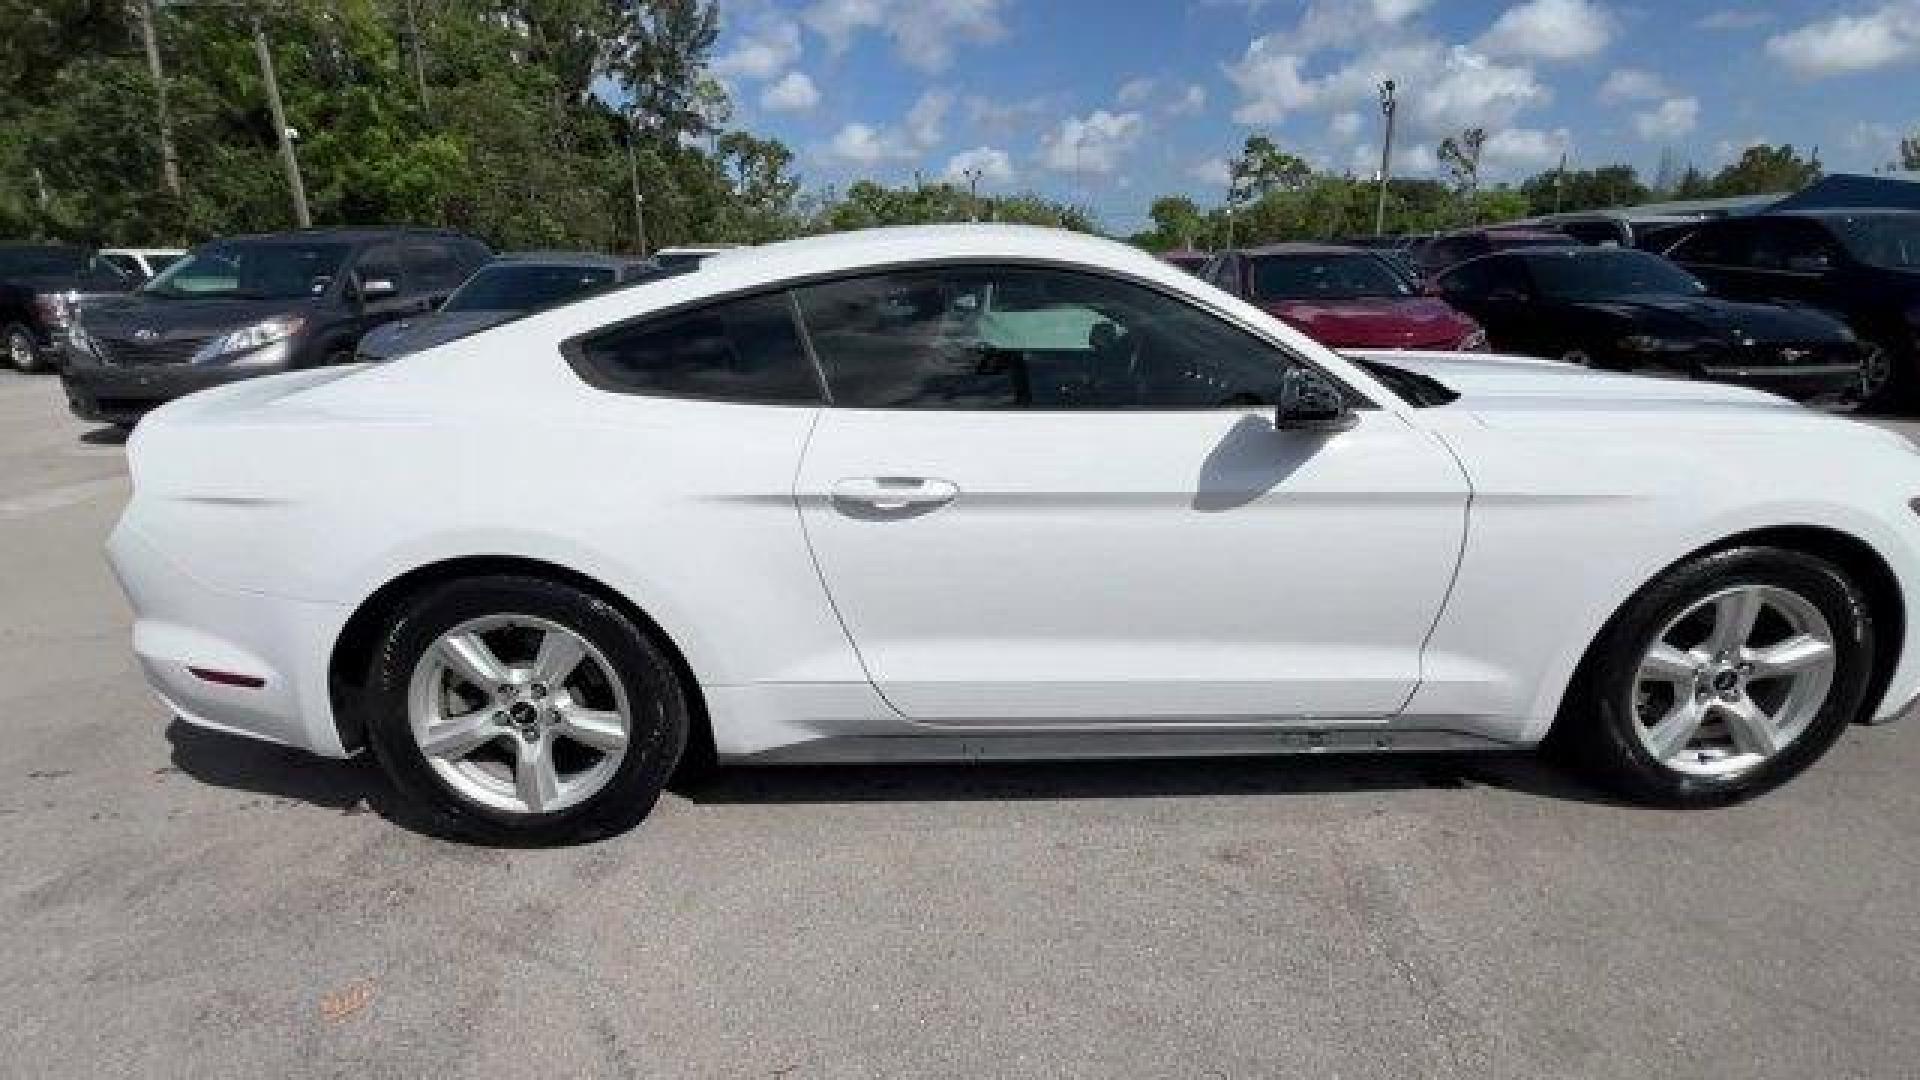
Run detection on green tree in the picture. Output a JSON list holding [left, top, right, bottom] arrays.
[[1519, 165, 1648, 215], [1899, 134, 1920, 172], [1706, 144, 1822, 196]]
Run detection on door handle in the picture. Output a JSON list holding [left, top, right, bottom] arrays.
[[831, 477, 959, 511]]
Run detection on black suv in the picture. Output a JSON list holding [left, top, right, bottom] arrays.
[[0, 245, 137, 372], [62, 228, 490, 426], [1666, 210, 1920, 408]]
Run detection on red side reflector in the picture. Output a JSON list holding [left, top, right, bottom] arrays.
[[188, 666, 266, 689]]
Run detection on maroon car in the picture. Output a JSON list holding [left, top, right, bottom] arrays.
[[1203, 243, 1487, 351]]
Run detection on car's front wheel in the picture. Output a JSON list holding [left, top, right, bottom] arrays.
[[1558, 546, 1874, 805], [363, 574, 690, 843], [5, 322, 44, 373], [1854, 338, 1908, 413]]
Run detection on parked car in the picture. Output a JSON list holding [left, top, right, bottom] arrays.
[[356, 251, 659, 361], [109, 224, 1920, 842], [650, 244, 736, 272], [1204, 243, 1485, 350], [1414, 227, 1576, 278], [1159, 249, 1209, 275], [100, 247, 186, 282], [1665, 209, 1920, 408], [0, 245, 137, 371], [62, 227, 489, 426], [1433, 247, 1860, 400]]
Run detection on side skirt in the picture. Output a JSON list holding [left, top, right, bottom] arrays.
[[727, 726, 1514, 764]]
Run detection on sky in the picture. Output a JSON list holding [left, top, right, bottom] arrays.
[[708, 0, 1920, 233]]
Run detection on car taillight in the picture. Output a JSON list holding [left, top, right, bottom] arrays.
[[31, 292, 71, 328]]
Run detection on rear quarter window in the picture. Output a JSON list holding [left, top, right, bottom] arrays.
[[570, 292, 823, 405]]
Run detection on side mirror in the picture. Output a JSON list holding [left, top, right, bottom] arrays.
[[355, 275, 399, 302], [1275, 367, 1356, 433]]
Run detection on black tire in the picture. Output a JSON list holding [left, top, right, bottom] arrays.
[[363, 574, 689, 844], [5, 322, 45, 373], [1854, 337, 1910, 414], [1552, 546, 1875, 806]]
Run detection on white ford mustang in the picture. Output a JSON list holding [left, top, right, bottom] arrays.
[[109, 225, 1920, 842]]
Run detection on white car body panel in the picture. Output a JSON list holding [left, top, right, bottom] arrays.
[[105, 225, 1920, 766]]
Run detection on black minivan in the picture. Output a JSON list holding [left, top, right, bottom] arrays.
[[62, 227, 490, 426], [1667, 209, 1920, 408]]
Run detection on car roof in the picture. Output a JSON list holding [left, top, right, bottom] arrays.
[[198, 227, 481, 246], [487, 250, 635, 269], [1442, 227, 1569, 241], [1237, 242, 1374, 257], [1769, 207, 1920, 220]]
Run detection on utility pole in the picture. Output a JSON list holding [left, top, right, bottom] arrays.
[[251, 14, 310, 226], [1552, 150, 1568, 213], [134, 0, 182, 200], [625, 112, 648, 257], [1373, 79, 1396, 236], [961, 166, 983, 221], [402, 0, 429, 111]]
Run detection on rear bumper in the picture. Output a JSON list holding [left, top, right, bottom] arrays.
[[61, 362, 278, 424], [107, 518, 352, 756]]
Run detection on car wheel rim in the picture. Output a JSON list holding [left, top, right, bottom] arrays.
[[1562, 349, 1592, 367], [407, 614, 632, 815], [8, 332, 30, 369], [1858, 343, 1892, 400], [1629, 584, 1836, 778]]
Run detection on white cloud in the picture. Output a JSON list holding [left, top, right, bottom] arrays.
[[1597, 67, 1670, 103], [1477, 0, 1614, 61], [1481, 126, 1571, 172], [1187, 156, 1234, 187], [713, 17, 802, 81], [803, 0, 1007, 72], [904, 90, 951, 149], [1040, 110, 1146, 175], [1697, 7, 1773, 31], [760, 70, 820, 112], [1765, 3, 1920, 78], [826, 122, 905, 165], [1633, 96, 1700, 140], [1292, 0, 1432, 51], [1116, 77, 1158, 106], [1167, 84, 1208, 116], [1225, 39, 1547, 135], [1329, 110, 1364, 140], [944, 146, 1014, 183], [965, 94, 1060, 136]]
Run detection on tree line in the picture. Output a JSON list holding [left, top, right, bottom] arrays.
[[2, 0, 1090, 251], [0, 2, 1859, 255]]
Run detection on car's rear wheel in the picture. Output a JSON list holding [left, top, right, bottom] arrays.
[[1854, 338, 1907, 413], [5, 323, 43, 373], [1557, 546, 1874, 805], [363, 575, 689, 843]]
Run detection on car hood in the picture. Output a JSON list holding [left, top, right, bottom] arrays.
[[1262, 295, 1474, 348], [81, 291, 315, 339], [357, 310, 518, 359], [1349, 349, 1812, 426], [1567, 294, 1851, 342]]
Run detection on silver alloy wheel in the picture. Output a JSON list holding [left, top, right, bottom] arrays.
[[1630, 584, 1836, 777], [1858, 342, 1893, 402], [407, 614, 632, 815], [1562, 348, 1593, 367], [6, 328, 33, 370]]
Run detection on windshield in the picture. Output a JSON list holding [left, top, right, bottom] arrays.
[[1526, 249, 1707, 300], [0, 246, 91, 286], [144, 241, 350, 300], [1825, 214, 1920, 269], [1251, 253, 1413, 301], [442, 263, 616, 313]]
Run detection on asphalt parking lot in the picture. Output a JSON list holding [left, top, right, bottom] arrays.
[[3, 368, 1920, 1079]]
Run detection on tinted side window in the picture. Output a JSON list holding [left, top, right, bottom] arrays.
[[403, 240, 470, 294], [355, 242, 405, 290], [1670, 224, 1743, 266], [1746, 220, 1839, 272], [574, 292, 821, 405], [795, 266, 1306, 411], [1435, 258, 1489, 297]]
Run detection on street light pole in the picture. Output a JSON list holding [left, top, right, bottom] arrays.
[[251, 14, 310, 227], [625, 112, 648, 257], [961, 166, 983, 221], [1373, 79, 1397, 236]]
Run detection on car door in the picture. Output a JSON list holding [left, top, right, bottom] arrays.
[[1438, 255, 1542, 353], [791, 264, 1469, 725], [1737, 218, 1846, 314], [1669, 221, 1754, 300]]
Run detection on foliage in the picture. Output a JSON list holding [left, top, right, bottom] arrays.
[[1518, 165, 1648, 216], [1903, 135, 1920, 173]]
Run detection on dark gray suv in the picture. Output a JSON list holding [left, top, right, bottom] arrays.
[[61, 227, 490, 427]]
